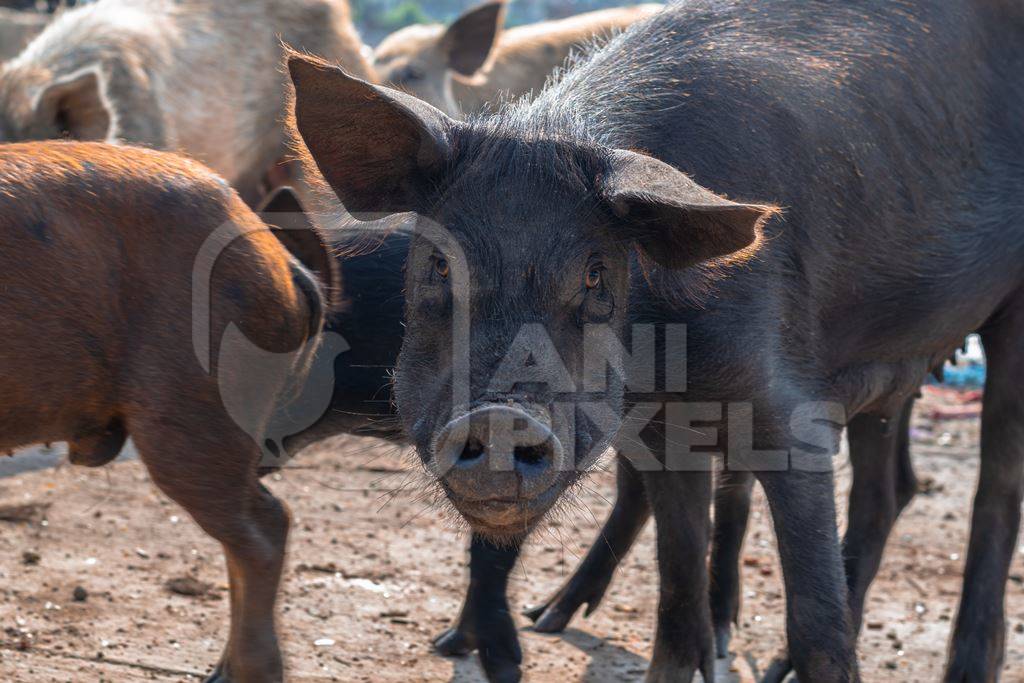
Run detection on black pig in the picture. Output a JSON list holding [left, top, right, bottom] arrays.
[[289, 0, 1024, 680], [282, 207, 923, 682]]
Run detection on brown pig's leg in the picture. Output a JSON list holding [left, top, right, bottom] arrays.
[[131, 411, 289, 683]]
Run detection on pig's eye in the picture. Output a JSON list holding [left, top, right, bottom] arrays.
[[577, 261, 614, 325], [434, 257, 450, 279]]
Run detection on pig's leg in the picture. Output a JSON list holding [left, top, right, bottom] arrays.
[[643, 466, 715, 683], [131, 413, 288, 683], [893, 401, 919, 512], [764, 397, 917, 682], [946, 304, 1023, 682], [843, 398, 916, 632], [708, 468, 756, 658], [433, 535, 522, 683], [758, 468, 858, 683], [523, 456, 650, 632]]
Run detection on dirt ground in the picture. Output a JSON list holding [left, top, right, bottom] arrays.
[[0, 385, 1021, 682]]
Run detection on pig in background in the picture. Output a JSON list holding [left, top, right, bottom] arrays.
[[373, 0, 662, 116], [0, 0, 373, 206], [0, 1, 79, 9]]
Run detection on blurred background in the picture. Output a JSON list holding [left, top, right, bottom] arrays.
[[4, 0, 644, 44]]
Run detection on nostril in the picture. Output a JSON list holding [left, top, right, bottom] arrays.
[[459, 437, 486, 463], [514, 443, 549, 467]]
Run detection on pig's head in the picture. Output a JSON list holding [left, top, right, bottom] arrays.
[[372, 0, 505, 116], [0, 63, 112, 143], [289, 55, 773, 538]]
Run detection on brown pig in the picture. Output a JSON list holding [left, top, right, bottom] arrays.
[[372, 1, 662, 116], [0, 141, 328, 681], [0, 0, 373, 205]]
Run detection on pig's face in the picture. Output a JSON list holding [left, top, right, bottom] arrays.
[[0, 65, 112, 143], [289, 55, 773, 538], [392, 147, 635, 536], [373, 24, 454, 113], [373, 1, 504, 117]]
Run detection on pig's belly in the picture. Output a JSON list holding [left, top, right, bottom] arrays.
[[0, 359, 118, 454]]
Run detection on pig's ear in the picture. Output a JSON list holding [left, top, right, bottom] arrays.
[[34, 67, 112, 141], [289, 54, 456, 218], [441, 0, 505, 76], [258, 186, 341, 308], [601, 150, 777, 270]]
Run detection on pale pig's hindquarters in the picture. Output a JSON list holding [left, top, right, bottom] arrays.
[[0, 0, 372, 206]]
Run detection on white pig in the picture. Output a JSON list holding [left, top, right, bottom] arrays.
[[0, 0, 373, 204], [373, 1, 662, 117]]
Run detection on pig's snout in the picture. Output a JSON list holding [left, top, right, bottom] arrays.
[[432, 404, 564, 509]]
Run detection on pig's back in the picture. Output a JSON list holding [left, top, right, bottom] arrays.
[[462, 4, 663, 112], [536, 0, 1024, 358], [0, 141, 308, 450], [0, 141, 300, 324], [9, 1, 205, 159], [163, 0, 372, 195]]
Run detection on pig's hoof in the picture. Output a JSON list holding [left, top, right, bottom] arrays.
[[476, 623, 522, 683], [203, 663, 234, 683], [527, 603, 574, 633], [761, 653, 795, 683], [480, 658, 522, 683], [645, 663, 698, 683], [433, 626, 477, 656], [714, 625, 731, 659], [521, 601, 547, 623], [524, 574, 611, 633]]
